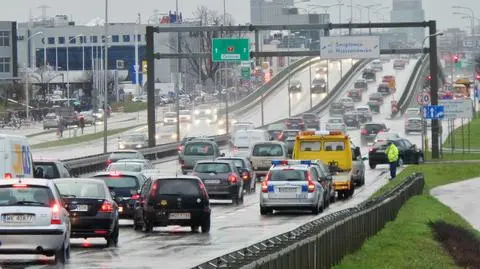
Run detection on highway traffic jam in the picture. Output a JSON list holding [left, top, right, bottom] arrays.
[[0, 55, 442, 268]]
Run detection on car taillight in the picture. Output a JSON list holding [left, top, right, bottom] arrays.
[[4, 173, 12, 179], [361, 129, 367, 135], [277, 133, 284, 140], [99, 201, 114, 213], [51, 203, 62, 225], [305, 171, 315, 192], [228, 173, 238, 184], [242, 171, 250, 180], [131, 194, 140, 200], [262, 172, 271, 193], [369, 148, 376, 153], [199, 183, 209, 199]]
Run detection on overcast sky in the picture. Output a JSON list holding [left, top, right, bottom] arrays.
[[0, 0, 479, 31]]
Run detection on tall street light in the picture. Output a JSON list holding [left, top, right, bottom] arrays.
[[453, 5, 475, 36], [66, 34, 83, 107], [104, 0, 109, 153], [25, 31, 43, 120]]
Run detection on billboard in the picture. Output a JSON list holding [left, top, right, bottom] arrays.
[[320, 36, 380, 60]]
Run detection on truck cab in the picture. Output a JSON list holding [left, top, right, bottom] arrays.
[[291, 131, 366, 199]]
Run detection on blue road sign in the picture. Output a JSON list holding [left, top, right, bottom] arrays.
[[423, 105, 444, 120]]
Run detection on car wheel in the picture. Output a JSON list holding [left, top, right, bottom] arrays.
[[311, 202, 320, 215], [55, 239, 68, 263], [324, 193, 330, 208], [106, 222, 119, 247], [337, 191, 345, 200], [417, 155, 424, 164], [201, 216, 211, 233], [329, 191, 336, 203], [260, 207, 272, 215], [369, 163, 376, 169]]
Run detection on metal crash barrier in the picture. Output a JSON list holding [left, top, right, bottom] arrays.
[[192, 173, 425, 269]]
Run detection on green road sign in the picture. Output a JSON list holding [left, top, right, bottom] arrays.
[[241, 66, 251, 79], [212, 38, 250, 62]]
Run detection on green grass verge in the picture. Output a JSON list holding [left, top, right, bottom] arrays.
[[335, 163, 480, 269], [112, 102, 147, 113], [425, 151, 480, 161], [443, 113, 480, 149], [31, 127, 133, 149]]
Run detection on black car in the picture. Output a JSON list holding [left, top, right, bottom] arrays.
[[329, 102, 345, 116], [106, 150, 145, 168], [133, 176, 211, 233], [192, 161, 244, 204], [360, 123, 389, 145], [377, 83, 391, 95], [54, 178, 119, 247], [348, 89, 362, 102], [362, 68, 376, 82], [354, 79, 368, 91], [33, 158, 72, 179], [288, 80, 302, 93], [91, 171, 148, 219], [368, 138, 424, 169], [343, 112, 361, 128], [356, 106, 373, 122], [311, 78, 327, 94], [217, 157, 256, 193], [302, 113, 320, 129], [284, 118, 305, 130]]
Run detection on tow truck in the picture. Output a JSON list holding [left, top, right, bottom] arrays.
[[292, 131, 366, 199]]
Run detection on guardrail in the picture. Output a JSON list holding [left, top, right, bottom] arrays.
[[218, 57, 317, 115], [391, 54, 429, 118], [64, 58, 370, 175], [192, 173, 425, 269]]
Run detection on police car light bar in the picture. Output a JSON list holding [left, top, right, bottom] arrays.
[[271, 160, 312, 166]]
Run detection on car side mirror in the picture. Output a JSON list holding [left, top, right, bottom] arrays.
[[362, 156, 368, 161]]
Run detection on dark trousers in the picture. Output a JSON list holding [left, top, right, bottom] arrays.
[[389, 161, 397, 179]]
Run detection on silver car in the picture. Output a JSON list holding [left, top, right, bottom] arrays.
[[260, 160, 324, 215], [405, 117, 424, 134], [0, 178, 71, 262], [43, 113, 59, 130], [339, 97, 355, 111], [326, 118, 346, 132]]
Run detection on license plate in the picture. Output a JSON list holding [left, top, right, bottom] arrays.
[[2, 214, 34, 223], [169, 213, 191, 220], [71, 204, 89, 212], [277, 187, 297, 193], [296, 193, 308, 199], [204, 179, 220, 184]]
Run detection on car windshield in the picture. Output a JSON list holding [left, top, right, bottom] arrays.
[[341, 98, 352, 103], [288, 118, 303, 123], [180, 111, 190, 115], [56, 181, 106, 199], [218, 159, 245, 168], [344, 114, 357, 119], [365, 124, 385, 132], [269, 169, 307, 181], [354, 82, 365, 88], [329, 119, 343, 123], [331, 103, 343, 108], [107, 163, 143, 172], [34, 163, 59, 179], [121, 135, 144, 142], [408, 119, 422, 124], [312, 79, 325, 84], [45, 115, 57, 120], [349, 91, 360, 96], [0, 185, 52, 207], [194, 163, 231, 173], [357, 108, 369, 113], [165, 112, 176, 117], [302, 114, 316, 120], [184, 142, 215, 156], [110, 152, 141, 160], [252, 144, 284, 157], [156, 179, 200, 196], [283, 131, 299, 138], [93, 175, 138, 189]]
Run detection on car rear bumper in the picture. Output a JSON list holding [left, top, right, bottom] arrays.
[[260, 197, 317, 208], [205, 184, 239, 197], [70, 217, 115, 238], [0, 230, 65, 254], [146, 210, 210, 226]]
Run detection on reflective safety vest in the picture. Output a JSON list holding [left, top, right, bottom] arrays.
[[386, 144, 399, 162]]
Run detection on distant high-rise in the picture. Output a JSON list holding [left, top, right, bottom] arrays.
[[251, 0, 294, 25], [390, 0, 425, 44]]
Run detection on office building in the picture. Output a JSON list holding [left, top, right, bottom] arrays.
[[390, 0, 425, 44], [0, 21, 17, 82]]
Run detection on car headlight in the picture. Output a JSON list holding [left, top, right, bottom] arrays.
[[296, 85, 300, 88], [136, 144, 142, 148], [119, 144, 125, 149], [194, 110, 200, 115]]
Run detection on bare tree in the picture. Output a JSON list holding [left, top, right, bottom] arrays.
[[173, 6, 242, 88]]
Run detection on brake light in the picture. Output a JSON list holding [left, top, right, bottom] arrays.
[[361, 129, 367, 135], [242, 171, 250, 180], [305, 171, 315, 192], [199, 182, 209, 199], [109, 171, 121, 177], [51, 203, 62, 225], [99, 201, 114, 213], [12, 183, 28, 188], [151, 182, 158, 197], [228, 173, 238, 184], [177, 145, 184, 152], [131, 194, 140, 200], [262, 172, 271, 193], [4, 173, 12, 179], [369, 148, 376, 153]]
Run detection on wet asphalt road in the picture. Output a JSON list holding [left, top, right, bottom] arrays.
[[0, 58, 422, 268]]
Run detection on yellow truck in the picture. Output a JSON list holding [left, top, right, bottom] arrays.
[[292, 131, 366, 199]]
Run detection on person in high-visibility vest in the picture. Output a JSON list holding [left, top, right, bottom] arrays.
[[385, 141, 400, 180]]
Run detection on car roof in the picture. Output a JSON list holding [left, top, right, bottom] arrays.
[[112, 159, 147, 163], [252, 141, 284, 146], [152, 175, 201, 181], [111, 150, 141, 153], [196, 160, 232, 165], [53, 178, 106, 185], [217, 156, 247, 161], [185, 139, 216, 145], [0, 178, 52, 187], [93, 171, 143, 177]]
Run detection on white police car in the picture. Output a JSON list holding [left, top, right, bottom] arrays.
[[260, 160, 325, 215]]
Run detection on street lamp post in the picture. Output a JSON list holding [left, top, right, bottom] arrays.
[[214, 67, 236, 134], [104, 0, 109, 153], [453, 6, 475, 36], [25, 31, 44, 120]]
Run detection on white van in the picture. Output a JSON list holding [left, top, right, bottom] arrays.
[[232, 129, 269, 157], [0, 134, 34, 179], [231, 121, 255, 135]]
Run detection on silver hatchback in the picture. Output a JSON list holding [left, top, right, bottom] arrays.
[[260, 160, 324, 215], [0, 178, 71, 263]]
